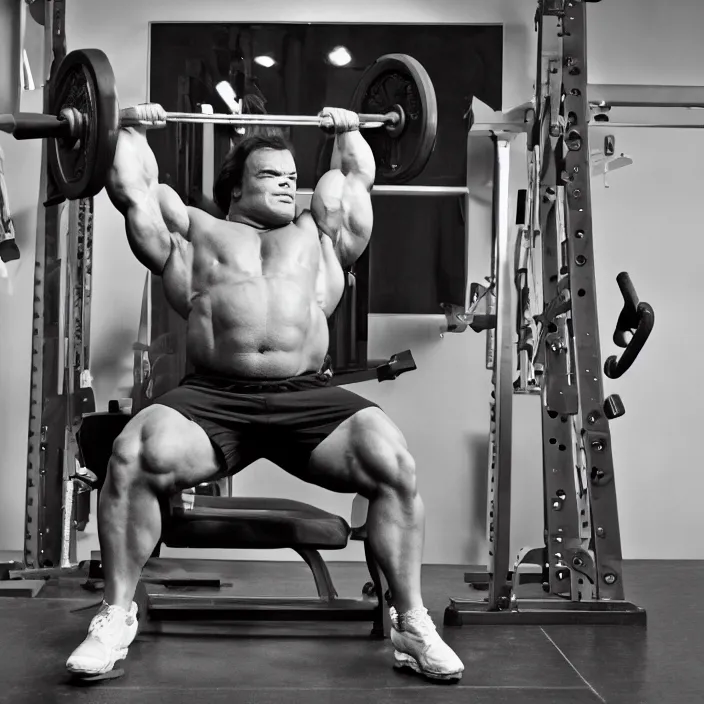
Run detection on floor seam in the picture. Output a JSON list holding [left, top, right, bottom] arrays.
[[541, 627, 607, 703], [52, 685, 596, 691]]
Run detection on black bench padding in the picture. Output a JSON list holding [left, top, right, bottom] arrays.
[[164, 496, 350, 550]]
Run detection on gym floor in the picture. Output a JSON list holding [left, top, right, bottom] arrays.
[[0, 559, 700, 704]]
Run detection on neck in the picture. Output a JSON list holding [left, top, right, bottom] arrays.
[[227, 206, 268, 230]]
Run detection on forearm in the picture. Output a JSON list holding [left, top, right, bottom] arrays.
[[330, 130, 375, 189], [311, 110, 375, 266], [106, 127, 159, 215]]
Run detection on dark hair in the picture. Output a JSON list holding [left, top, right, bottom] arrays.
[[213, 132, 294, 214]]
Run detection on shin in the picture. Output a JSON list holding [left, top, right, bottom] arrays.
[[365, 454, 426, 615], [98, 440, 165, 610]]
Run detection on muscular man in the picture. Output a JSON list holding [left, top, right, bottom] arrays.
[[66, 106, 464, 682]]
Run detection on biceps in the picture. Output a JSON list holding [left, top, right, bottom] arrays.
[[311, 170, 372, 241], [311, 170, 346, 240], [342, 183, 373, 241]]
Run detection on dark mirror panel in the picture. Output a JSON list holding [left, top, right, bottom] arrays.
[[150, 23, 502, 189], [369, 195, 469, 314]]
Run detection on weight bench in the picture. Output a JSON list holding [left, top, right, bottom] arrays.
[[77, 351, 416, 638], [141, 493, 390, 636]]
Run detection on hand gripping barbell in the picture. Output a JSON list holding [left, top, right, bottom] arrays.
[[0, 48, 438, 202]]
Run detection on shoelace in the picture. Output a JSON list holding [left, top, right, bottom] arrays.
[[88, 605, 127, 641], [392, 607, 438, 637]]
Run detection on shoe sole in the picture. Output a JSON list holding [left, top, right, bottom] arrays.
[[66, 646, 129, 678], [393, 650, 463, 682]]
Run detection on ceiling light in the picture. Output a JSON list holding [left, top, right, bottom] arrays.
[[327, 46, 352, 67], [254, 55, 276, 68]]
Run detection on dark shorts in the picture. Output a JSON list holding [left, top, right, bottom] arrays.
[[154, 370, 380, 477]]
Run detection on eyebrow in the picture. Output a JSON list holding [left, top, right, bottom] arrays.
[[258, 169, 297, 177]]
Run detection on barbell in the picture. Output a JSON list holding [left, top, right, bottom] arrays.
[[0, 48, 438, 201]]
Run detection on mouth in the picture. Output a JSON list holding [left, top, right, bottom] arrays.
[[275, 193, 294, 203]]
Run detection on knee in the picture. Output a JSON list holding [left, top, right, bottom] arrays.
[[380, 448, 417, 499], [109, 412, 181, 492], [351, 412, 417, 498], [110, 431, 140, 469]]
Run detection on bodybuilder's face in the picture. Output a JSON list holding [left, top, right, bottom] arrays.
[[235, 148, 297, 227]]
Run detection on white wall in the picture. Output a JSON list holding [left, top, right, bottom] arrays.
[[1, 0, 703, 565], [582, 0, 704, 559], [592, 140, 704, 559]]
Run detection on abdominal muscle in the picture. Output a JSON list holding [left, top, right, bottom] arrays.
[[186, 274, 330, 379]]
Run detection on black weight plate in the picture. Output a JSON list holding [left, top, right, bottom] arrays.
[[350, 53, 438, 184], [48, 49, 119, 200]]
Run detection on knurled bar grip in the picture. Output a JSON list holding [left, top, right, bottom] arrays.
[[120, 104, 398, 130]]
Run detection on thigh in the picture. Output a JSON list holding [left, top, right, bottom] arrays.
[[117, 404, 253, 493], [272, 405, 408, 496]]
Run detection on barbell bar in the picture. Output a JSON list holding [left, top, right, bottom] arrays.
[[0, 105, 400, 141], [154, 109, 397, 130]]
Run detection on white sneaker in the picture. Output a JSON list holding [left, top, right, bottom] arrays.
[[66, 601, 139, 677], [390, 606, 464, 681]]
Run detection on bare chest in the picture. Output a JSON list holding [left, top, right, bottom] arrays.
[[192, 222, 321, 283]]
